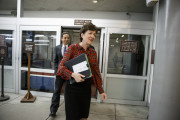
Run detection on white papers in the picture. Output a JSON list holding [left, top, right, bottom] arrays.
[[72, 61, 88, 73]]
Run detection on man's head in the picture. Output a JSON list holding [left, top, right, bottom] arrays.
[[80, 22, 98, 42], [61, 33, 70, 45]]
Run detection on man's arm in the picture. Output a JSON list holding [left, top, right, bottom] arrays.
[[54, 46, 59, 74]]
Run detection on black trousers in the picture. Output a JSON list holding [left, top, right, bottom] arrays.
[[50, 76, 65, 114], [65, 78, 91, 120]]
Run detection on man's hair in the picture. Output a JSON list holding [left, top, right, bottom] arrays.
[[61, 32, 70, 38], [79, 22, 98, 42]]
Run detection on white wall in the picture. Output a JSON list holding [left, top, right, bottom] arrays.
[[23, 11, 152, 21]]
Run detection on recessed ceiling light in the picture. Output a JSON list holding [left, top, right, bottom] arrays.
[[93, 0, 98, 3]]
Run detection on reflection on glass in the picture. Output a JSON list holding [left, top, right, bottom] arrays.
[[0, 69, 14, 89], [21, 31, 56, 69], [0, 30, 13, 66], [0, 0, 17, 17], [108, 34, 150, 76], [21, 70, 54, 92]]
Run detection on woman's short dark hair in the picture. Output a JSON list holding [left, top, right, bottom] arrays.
[[79, 22, 98, 42]]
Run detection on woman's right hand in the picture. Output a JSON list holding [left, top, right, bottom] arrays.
[[71, 73, 85, 83]]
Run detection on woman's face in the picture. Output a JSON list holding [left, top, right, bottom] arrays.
[[81, 30, 96, 45]]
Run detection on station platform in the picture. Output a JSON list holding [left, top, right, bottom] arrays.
[[0, 93, 148, 120]]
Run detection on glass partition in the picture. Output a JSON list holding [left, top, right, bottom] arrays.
[[21, 70, 54, 93], [107, 34, 150, 76], [20, 27, 58, 93], [0, 0, 17, 17], [21, 31, 56, 69], [0, 69, 14, 89], [104, 28, 152, 104], [0, 30, 13, 66], [0, 30, 14, 90]]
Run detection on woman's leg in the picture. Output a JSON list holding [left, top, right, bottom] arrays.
[[79, 80, 91, 119], [65, 83, 80, 120]]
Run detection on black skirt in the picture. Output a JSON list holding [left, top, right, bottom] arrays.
[[65, 78, 91, 120]]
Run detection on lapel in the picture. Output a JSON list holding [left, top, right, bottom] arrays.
[[59, 44, 63, 57], [59, 44, 70, 57]]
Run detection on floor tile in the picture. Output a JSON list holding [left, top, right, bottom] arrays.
[[0, 101, 50, 120], [90, 102, 115, 115], [0, 93, 150, 120], [89, 113, 115, 120], [116, 116, 147, 120], [46, 111, 66, 120], [116, 104, 149, 119], [0, 93, 20, 105], [58, 101, 65, 111]]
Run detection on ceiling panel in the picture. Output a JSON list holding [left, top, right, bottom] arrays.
[[0, 0, 153, 13]]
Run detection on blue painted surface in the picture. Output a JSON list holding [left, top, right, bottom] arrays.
[[30, 76, 54, 91]]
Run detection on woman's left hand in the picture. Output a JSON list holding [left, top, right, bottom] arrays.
[[101, 93, 107, 100]]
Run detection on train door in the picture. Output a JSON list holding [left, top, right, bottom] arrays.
[[103, 28, 153, 105]]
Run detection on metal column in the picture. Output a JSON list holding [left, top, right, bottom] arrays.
[[149, 0, 180, 120]]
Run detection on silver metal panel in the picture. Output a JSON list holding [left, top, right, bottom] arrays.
[[149, 0, 180, 120], [106, 77, 145, 101]]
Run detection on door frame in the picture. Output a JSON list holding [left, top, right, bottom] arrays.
[[18, 25, 60, 97], [0, 24, 17, 93], [102, 28, 153, 105]]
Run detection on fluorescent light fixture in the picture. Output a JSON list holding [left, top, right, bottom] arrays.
[[6, 38, 14, 40], [115, 38, 119, 43], [0, 34, 12, 37], [34, 40, 49, 42], [93, 0, 98, 3], [50, 35, 56, 39], [35, 44, 49, 46], [26, 39, 32, 42], [35, 35, 45, 38]]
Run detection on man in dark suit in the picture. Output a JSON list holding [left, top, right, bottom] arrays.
[[49, 33, 70, 117]]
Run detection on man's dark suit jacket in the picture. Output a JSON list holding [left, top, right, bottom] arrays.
[[54, 44, 70, 75]]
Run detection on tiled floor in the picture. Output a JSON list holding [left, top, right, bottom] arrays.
[[0, 93, 149, 120]]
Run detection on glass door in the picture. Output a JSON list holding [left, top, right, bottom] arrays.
[[104, 28, 153, 105], [0, 25, 16, 92], [19, 26, 60, 97]]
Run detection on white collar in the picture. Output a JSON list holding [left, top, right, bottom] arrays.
[[62, 44, 68, 47]]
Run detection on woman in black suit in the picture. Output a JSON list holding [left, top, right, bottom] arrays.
[[57, 23, 107, 120]]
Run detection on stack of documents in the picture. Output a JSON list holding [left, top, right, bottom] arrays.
[[64, 53, 92, 84]]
